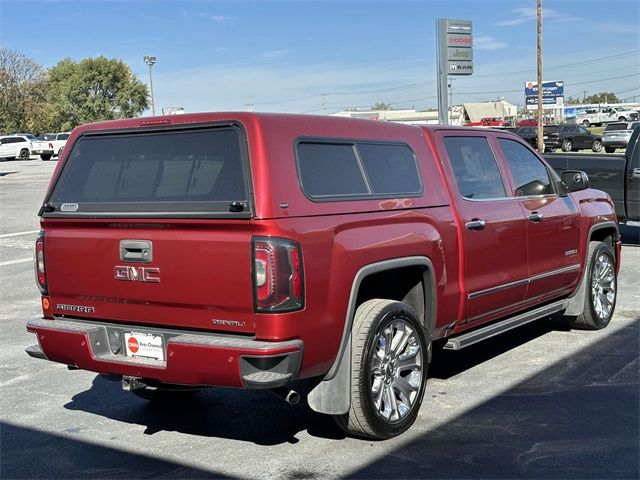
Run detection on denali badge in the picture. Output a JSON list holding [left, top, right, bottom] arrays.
[[114, 266, 160, 283], [212, 319, 246, 328], [56, 304, 95, 313]]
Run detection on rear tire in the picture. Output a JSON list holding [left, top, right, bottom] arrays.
[[40, 154, 52, 161], [604, 147, 616, 153], [333, 299, 428, 440], [19, 149, 30, 160], [561, 139, 573, 152], [582, 120, 590, 127], [591, 140, 602, 153], [566, 241, 617, 330]]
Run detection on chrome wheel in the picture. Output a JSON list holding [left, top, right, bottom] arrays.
[[591, 252, 615, 320], [369, 318, 422, 423]]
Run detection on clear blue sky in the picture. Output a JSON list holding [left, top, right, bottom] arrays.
[[2, 0, 639, 114]]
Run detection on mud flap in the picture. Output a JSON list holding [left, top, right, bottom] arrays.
[[307, 333, 351, 415]]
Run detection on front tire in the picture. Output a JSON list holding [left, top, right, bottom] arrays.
[[566, 241, 617, 330], [561, 139, 573, 152], [334, 299, 428, 440]]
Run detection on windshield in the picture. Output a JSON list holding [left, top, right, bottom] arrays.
[[605, 123, 627, 131]]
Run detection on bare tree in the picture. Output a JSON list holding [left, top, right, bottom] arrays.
[[0, 48, 49, 133]]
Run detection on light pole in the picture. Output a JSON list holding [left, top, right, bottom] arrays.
[[143, 55, 157, 116]]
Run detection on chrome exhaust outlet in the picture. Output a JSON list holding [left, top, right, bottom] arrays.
[[271, 387, 300, 405]]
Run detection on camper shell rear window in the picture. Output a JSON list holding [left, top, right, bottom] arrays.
[[44, 124, 251, 217]]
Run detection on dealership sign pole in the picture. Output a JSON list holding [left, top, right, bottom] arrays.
[[437, 18, 473, 125]]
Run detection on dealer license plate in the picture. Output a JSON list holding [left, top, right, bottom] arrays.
[[124, 331, 165, 361]]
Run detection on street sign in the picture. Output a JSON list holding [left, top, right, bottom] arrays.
[[447, 47, 473, 61], [446, 20, 472, 33], [525, 80, 564, 97], [448, 61, 473, 74], [437, 18, 473, 124]]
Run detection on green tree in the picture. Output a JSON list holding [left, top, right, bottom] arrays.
[[47, 56, 149, 131], [372, 102, 391, 111], [566, 91, 620, 105], [0, 48, 50, 134], [583, 92, 619, 104]]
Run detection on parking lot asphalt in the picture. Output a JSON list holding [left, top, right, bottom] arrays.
[[1, 159, 638, 479]]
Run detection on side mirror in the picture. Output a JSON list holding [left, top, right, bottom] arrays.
[[587, 130, 592, 134], [561, 170, 590, 193]]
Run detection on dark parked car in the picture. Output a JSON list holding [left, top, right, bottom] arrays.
[[544, 124, 603, 153], [514, 126, 537, 148]]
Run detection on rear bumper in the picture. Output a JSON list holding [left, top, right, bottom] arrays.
[[26, 318, 302, 389]]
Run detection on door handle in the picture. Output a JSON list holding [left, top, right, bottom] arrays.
[[528, 212, 544, 223], [465, 219, 486, 230], [120, 240, 152, 263], [632, 168, 640, 179]]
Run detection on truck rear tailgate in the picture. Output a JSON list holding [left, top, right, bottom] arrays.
[[43, 220, 256, 333]]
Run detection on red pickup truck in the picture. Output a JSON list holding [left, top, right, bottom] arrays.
[[27, 113, 620, 440]]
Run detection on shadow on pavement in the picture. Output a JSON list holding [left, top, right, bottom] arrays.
[[0, 422, 231, 479], [64, 377, 345, 446], [430, 315, 570, 380], [351, 320, 640, 479]]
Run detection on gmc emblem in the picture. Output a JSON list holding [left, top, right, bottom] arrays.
[[114, 266, 160, 283]]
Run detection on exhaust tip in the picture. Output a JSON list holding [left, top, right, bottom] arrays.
[[271, 387, 300, 405]]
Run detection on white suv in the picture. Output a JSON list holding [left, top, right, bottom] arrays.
[[0, 135, 34, 160]]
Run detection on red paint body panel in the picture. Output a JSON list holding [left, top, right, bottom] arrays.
[[32, 113, 619, 389]]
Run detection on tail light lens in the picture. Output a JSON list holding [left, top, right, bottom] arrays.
[[252, 237, 304, 312], [48, 142, 53, 149], [34, 234, 47, 294]]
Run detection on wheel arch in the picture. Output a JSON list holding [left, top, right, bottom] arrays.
[[565, 221, 619, 316], [307, 256, 436, 415]]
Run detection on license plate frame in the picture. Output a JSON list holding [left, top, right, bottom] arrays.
[[124, 331, 165, 361]]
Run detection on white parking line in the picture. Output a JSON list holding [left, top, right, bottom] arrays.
[[0, 230, 39, 238], [0, 258, 32, 267]]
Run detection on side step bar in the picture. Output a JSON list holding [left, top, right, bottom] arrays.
[[444, 299, 568, 350]]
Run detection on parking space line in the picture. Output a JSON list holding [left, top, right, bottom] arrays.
[[0, 230, 39, 238], [0, 258, 32, 267]]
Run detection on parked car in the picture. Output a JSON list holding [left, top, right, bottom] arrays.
[[544, 124, 603, 152], [51, 132, 70, 158], [546, 126, 640, 222], [602, 121, 640, 153], [31, 138, 55, 161], [514, 126, 537, 148], [26, 113, 620, 440], [0, 135, 33, 160], [466, 117, 509, 127]]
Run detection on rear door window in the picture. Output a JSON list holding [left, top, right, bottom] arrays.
[[48, 125, 250, 216], [443, 136, 507, 199]]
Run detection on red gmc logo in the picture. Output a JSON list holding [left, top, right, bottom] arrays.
[[114, 266, 160, 283]]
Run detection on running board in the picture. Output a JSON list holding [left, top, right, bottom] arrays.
[[444, 300, 568, 350]]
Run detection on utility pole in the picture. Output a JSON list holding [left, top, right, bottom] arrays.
[[448, 77, 454, 124], [143, 56, 157, 116], [536, 0, 544, 152]]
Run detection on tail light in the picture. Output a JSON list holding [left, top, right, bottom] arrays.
[[252, 237, 304, 312], [48, 142, 53, 149], [34, 234, 47, 294]]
